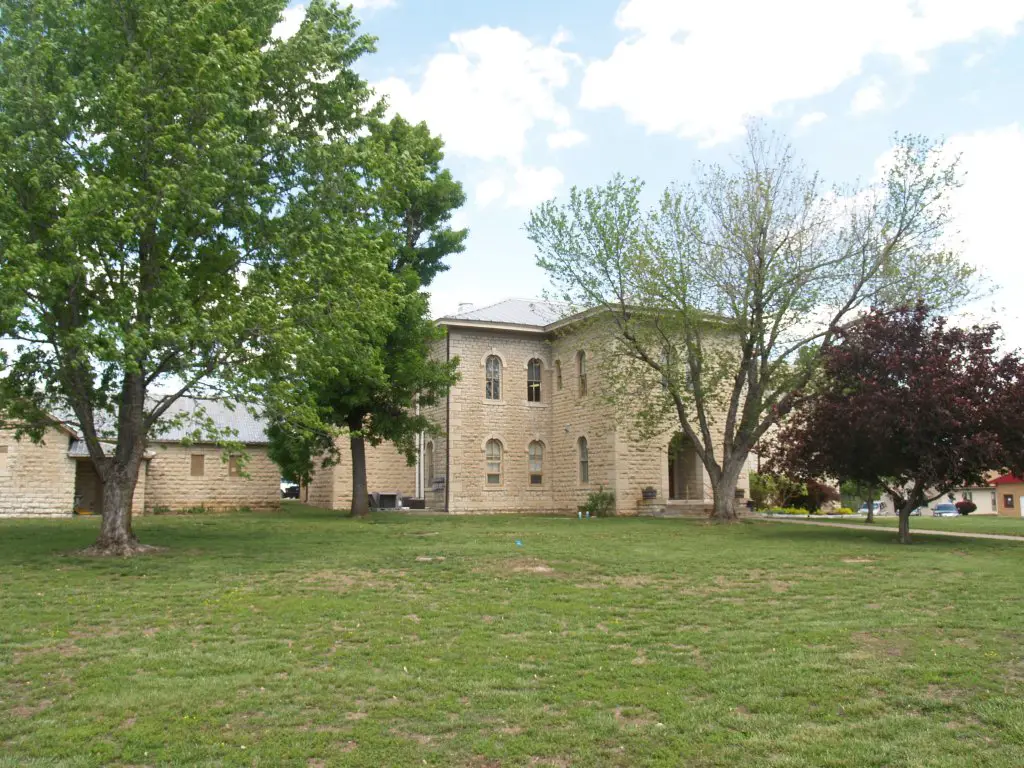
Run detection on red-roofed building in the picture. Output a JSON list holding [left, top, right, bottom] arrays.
[[991, 474, 1024, 517]]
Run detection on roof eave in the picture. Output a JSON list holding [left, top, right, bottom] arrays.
[[438, 318, 548, 334]]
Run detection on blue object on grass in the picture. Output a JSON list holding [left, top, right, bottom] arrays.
[[515, 539, 523, 547]]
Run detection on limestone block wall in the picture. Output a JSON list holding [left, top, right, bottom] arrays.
[[144, 443, 280, 513], [445, 327, 561, 514], [421, 334, 450, 511], [0, 427, 76, 518], [548, 323, 623, 514], [305, 438, 417, 511], [74, 459, 146, 517]]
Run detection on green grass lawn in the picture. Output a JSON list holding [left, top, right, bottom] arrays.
[[811, 514, 1024, 537], [2, 506, 1023, 767]]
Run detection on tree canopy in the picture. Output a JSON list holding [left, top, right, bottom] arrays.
[[526, 125, 973, 520], [769, 304, 1024, 543], [262, 115, 465, 517], [0, 0, 399, 552]]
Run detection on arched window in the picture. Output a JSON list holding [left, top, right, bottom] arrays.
[[528, 441, 544, 485], [485, 355, 501, 400], [424, 441, 434, 485], [485, 439, 503, 485], [577, 350, 588, 396], [527, 358, 542, 402], [578, 436, 589, 484], [555, 360, 563, 390]]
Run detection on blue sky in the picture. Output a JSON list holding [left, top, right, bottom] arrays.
[[284, 0, 1024, 343]]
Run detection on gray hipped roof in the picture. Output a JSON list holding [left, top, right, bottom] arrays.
[[150, 398, 269, 444], [442, 299, 568, 328], [64, 398, 269, 458]]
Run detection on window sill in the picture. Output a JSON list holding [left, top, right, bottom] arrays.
[[482, 398, 507, 406], [521, 401, 549, 408]]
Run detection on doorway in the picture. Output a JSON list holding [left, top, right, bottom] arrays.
[[668, 433, 702, 501]]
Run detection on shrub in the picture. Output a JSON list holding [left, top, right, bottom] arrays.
[[765, 507, 810, 516], [152, 505, 171, 516], [579, 488, 616, 518], [955, 500, 977, 516], [835, 507, 855, 515]]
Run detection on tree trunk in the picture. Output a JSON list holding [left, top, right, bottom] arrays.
[[709, 460, 743, 521], [866, 494, 874, 524], [349, 429, 370, 518], [81, 460, 158, 556], [898, 506, 913, 545]]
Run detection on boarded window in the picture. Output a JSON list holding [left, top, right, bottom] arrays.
[[485, 355, 501, 400], [577, 351, 588, 397], [528, 441, 544, 485], [527, 358, 542, 402], [578, 437, 589, 484], [485, 439, 502, 485], [425, 441, 434, 485], [555, 360, 563, 390], [228, 455, 242, 477], [191, 454, 205, 477]]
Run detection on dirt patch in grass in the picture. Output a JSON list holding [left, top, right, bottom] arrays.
[[926, 685, 970, 704], [613, 705, 659, 728], [10, 700, 52, 718], [850, 631, 908, 658], [510, 558, 556, 575], [842, 557, 876, 564], [300, 569, 406, 591]]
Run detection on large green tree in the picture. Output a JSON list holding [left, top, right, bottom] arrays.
[[0, 0, 393, 553], [265, 116, 464, 517], [527, 126, 973, 521]]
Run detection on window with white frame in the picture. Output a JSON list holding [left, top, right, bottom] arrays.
[[527, 358, 542, 402], [486, 439, 503, 485], [485, 355, 502, 400], [528, 441, 544, 485]]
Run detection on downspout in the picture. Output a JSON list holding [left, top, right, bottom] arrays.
[[415, 402, 422, 498], [445, 327, 451, 514]]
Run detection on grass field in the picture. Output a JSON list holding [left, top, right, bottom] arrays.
[[2, 506, 1023, 767], [811, 514, 1024, 537]]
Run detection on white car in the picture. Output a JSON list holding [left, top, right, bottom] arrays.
[[856, 501, 884, 515], [932, 503, 959, 517]]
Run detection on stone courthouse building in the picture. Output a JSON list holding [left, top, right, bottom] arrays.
[[309, 299, 752, 516], [0, 399, 280, 518]]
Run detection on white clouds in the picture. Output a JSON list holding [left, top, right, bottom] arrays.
[[507, 166, 565, 208], [272, 1, 395, 41], [476, 165, 565, 209], [375, 27, 579, 165], [272, 6, 306, 41], [476, 178, 506, 207], [580, 0, 1024, 145], [850, 79, 885, 114], [547, 129, 588, 149], [922, 124, 1024, 345], [795, 111, 827, 129]]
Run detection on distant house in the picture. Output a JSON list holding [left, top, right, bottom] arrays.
[[0, 399, 280, 518], [991, 474, 1024, 518]]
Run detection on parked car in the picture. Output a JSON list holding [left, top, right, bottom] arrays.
[[932, 503, 959, 517], [856, 501, 884, 515], [281, 482, 300, 499]]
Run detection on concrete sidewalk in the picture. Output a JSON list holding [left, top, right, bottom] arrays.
[[752, 516, 1024, 542]]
